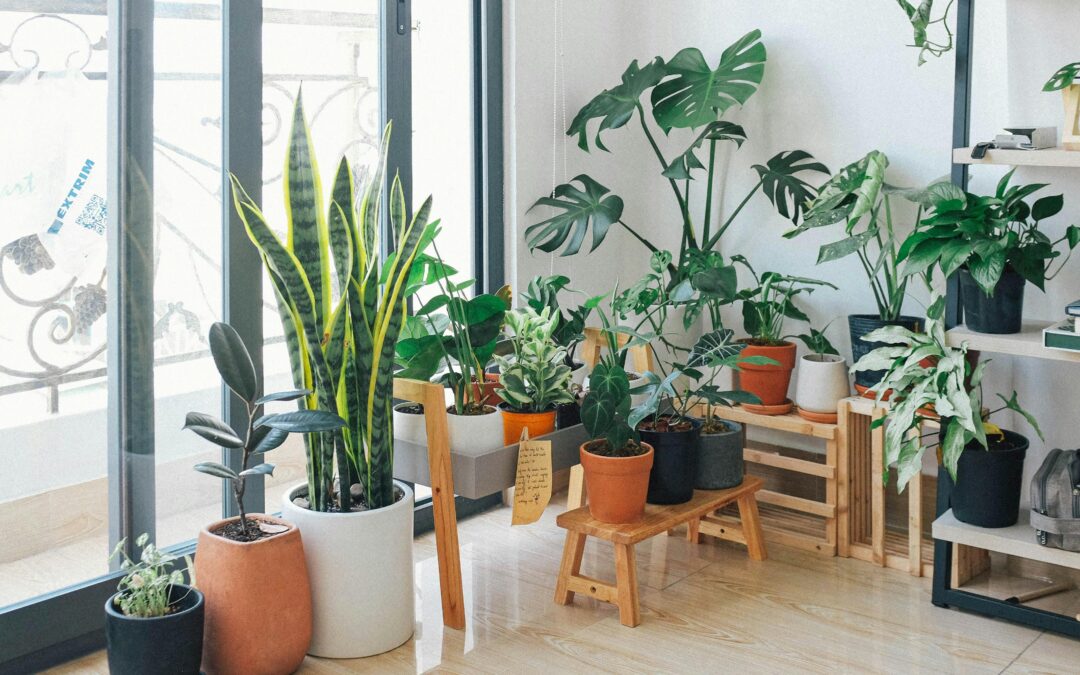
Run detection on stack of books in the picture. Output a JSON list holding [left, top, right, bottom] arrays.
[[1042, 301, 1080, 352]]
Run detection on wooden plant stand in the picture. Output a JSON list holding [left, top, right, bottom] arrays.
[[554, 476, 765, 627]]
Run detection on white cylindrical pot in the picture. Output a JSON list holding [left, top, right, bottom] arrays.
[[795, 354, 850, 414], [393, 402, 427, 445], [446, 405, 503, 454], [281, 481, 415, 658], [570, 361, 588, 387]]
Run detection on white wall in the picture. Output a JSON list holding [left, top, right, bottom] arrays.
[[505, 0, 1080, 489]]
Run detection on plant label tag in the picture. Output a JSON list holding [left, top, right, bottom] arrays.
[[511, 427, 552, 526]]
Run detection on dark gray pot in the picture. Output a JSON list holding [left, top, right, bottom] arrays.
[[695, 420, 745, 490]]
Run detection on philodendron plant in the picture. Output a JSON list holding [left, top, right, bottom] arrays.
[[734, 258, 837, 346], [231, 92, 438, 512], [527, 30, 827, 327], [494, 307, 576, 413], [184, 323, 346, 539], [581, 360, 642, 457], [852, 293, 1043, 489]]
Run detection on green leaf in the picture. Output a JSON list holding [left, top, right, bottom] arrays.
[[581, 391, 615, 438], [208, 322, 259, 403], [967, 250, 1006, 295], [752, 150, 830, 225], [686, 329, 741, 369], [997, 392, 1044, 442], [651, 30, 766, 130], [253, 427, 289, 454], [1044, 62, 1080, 92], [194, 461, 239, 481], [1032, 194, 1064, 221], [567, 57, 667, 151], [256, 410, 347, 433], [526, 175, 624, 256], [588, 362, 630, 402], [255, 389, 311, 405], [183, 412, 244, 448], [691, 263, 738, 301], [663, 121, 747, 180], [1067, 225, 1080, 249], [817, 230, 875, 264], [240, 462, 276, 478]]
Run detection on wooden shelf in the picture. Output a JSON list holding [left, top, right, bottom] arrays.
[[953, 147, 1080, 168], [933, 508, 1080, 571], [945, 322, 1080, 363], [712, 405, 837, 440]]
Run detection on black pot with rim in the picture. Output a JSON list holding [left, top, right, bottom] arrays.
[[848, 314, 923, 392], [105, 584, 205, 675], [638, 416, 702, 505], [958, 266, 1025, 335], [942, 428, 1029, 528]]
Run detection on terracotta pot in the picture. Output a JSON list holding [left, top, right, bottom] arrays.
[[469, 374, 504, 407], [195, 514, 311, 675], [580, 442, 654, 523], [499, 404, 556, 445], [737, 340, 797, 406]]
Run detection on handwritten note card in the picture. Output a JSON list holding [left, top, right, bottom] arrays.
[[511, 427, 552, 526]]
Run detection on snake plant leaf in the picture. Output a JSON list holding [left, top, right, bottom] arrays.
[[208, 322, 259, 403], [194, 461, 240, 481], [183, 412, 245, 448], [1044, 62, 1080, 91], [567, 57, 666, 152], [328, 158, 355, 293], [526, 175, 624, 256], [257, 410, 347, 433], [253, 427, 290, 454], [662, 121, 747, 180], [255, 389, 311, 405], [240, 462, 276, 478], [752, 150, 829, 225], [264, 264, 309, 393], [284, 91, 331, 327], [651, 30, 766, 131]]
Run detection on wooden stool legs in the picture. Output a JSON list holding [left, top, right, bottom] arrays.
[[684, 496, 767, 560], [554, 531, 587, 605], [554, 533, 642, 627]]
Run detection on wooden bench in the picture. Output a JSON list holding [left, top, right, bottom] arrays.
[[553, 476, 766, 627]]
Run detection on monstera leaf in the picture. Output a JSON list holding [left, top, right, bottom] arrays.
[[1044, 62, 1080, 92], [662, 121, 747, 180], [752, 150, 829, 225], [526, 175, 624, 256], [568, 57, 667, 151], [650, 30, 766, 131]]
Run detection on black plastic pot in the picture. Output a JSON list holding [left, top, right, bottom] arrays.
[[944, 429, 1029, 528], [848, 314, 923, 391], [638, 417, 702, 505], [105, 584, 204, 675], [695, 420, 744, 490], [556, 401, 581, 429], [959, 267, 1026, 335]]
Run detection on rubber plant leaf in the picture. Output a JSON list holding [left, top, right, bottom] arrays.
[[567, 57, 667, 152], [208, 322, 259, 403], [183, 412, 245, 449], [526, 175, 624, 256], [257, 410, 347, 433]]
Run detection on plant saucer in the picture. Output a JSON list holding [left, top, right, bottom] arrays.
[[741, 398, 793, 416], [796, 407, 838, 424]]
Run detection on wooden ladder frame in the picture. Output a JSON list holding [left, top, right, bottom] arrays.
[[393, 377, 466, 630]]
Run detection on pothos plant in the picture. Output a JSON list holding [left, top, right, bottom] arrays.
[[494, 307, 576, 413], [526, 30, 828, 328], [852, 292, 1043, 489], [895, 0, 956, 66]]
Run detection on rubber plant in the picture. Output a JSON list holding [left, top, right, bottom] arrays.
[[231, 92, 439, 512], [526, 30, 828, 330]]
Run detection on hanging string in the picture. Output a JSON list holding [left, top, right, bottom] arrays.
[[549, 0, 560, 276]]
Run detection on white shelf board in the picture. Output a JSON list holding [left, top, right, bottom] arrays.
[[933, 508, 1080, 571], [954, 147, 1080, 168], [945, 322, 1080, 363]]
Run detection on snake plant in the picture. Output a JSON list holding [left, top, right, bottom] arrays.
[[231, 92, 438, 512]]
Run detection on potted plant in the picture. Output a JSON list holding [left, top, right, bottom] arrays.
[[494, 306, 576, 444], [231, 93, 438, 657], [1044, 62, 1080, 150], [579, 356, 654, 523], [394, 245, 509, 453], [105, 535, 202, 675], [184, 322, 344, 675], [853, 292, 1044, 528], [793, 150, 935, 392], [792, 325, 849, 423], [899, 171, 1080, 334], [735, 260, 837, 414]]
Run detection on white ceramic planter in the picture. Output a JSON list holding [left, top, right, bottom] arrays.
[[281, 481, 415, 658], [446, 406, 504, 454], [393, 402, 427, 445], [795, 354, 850, 414]]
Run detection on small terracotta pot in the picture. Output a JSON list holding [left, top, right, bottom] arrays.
[[469, 374, 504, 407], [580, 442, 654, 523], [499, 404, 556, 445], [737, 340, 797, 406], [195, 514, 312, 675]]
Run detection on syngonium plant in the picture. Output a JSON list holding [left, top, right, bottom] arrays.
[[230, 92, 439, 512], [526, 30, 829, 330]]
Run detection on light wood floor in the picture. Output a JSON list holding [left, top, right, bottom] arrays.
[[50, 493, 1080, 674]]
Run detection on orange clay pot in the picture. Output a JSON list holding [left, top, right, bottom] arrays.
[[195, 514, 312, 675], [499, 405, 556, 445], [737, 340, 797, 407], [467, 374, 504, 407], [580, 442, 654, 523]]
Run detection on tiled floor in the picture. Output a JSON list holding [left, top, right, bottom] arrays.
[[50, 494, 1080, 674]]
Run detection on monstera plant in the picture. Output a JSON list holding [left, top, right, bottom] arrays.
[[526, 30, 828, 330]]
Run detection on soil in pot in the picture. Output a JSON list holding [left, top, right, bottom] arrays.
[[944, 429, 1029, 528], [106, 584, 204, 675], [959, 266, 1025, 335], [196, 515, 311, 675], [638, 415, 702, 505], [737, 340, 797, 407], [849, 314, 923, 393], [696, 419, 744, 490], [580, 439, 653, 523]]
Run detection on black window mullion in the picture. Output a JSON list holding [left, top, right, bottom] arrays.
[[476, 0, 504, 293], [382, 0, 412, 223]]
